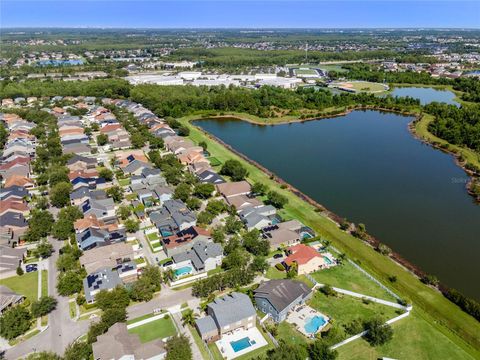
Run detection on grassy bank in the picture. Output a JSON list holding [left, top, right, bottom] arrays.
[[180, 114, 480, 359]]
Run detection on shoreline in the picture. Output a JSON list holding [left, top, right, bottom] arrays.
[[189, 107, 480, 293], [203, 107, 480, 203]]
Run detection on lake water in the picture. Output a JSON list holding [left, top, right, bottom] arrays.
[[389, 87, 459, 106], [196, 109, 480, 299]]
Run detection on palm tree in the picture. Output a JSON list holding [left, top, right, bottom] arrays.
[[337, 253, 346, 265], [182, 309, 198, 326]]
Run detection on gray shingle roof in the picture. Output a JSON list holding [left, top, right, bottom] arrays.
[[195, 315, 217, 335], [207, 292, 256, 328], [254, 279, 312, 313]]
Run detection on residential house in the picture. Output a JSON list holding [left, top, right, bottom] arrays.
[[162, 226, 211, 257], [172, 240, 223, 273], [262, 225, 301, 250], [70, 188, 107, 206], [149, 199, 196, 233], [0, 286, 24, 314], [0, 245, 27, 276], [0, 186, 29, 201], [195, 292, 257, 343], [238, 205, 276, 230], [216, 181, 251, 199], [81, 198, 116, 224], [254, 279, 313, 323], [92, 323, 166, 360], [123, 160, 153, 176], [196, 169, 226, 185], [83, 268, 122, 303], [67, 154, 97, 171], [283, 244, 327, 275], [79, 243, 134, 274], [0, 212, 28, 237], [76, 227, 126, 251]]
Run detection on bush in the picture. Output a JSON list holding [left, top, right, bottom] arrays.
[[363, 317, 393, 346], [0, 306, 32, 340], [31, 296, 57, 318], [16, 266, 24, 276], [220, 159, 248, 181], [421, 274, 439, 287], [266, 190, 288, 209], [320, 284, 337, 297]]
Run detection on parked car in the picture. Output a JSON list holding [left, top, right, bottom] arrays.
[[273, 253, 283, 259], [162, 260, 173, 267], [26, 264, 38, 273]]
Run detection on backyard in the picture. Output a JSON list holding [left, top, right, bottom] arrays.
[[128, 316, 177, 343]]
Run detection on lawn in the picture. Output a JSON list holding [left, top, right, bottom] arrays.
[[309, 262, 397, 301], [118, 178, 131, 186], [41, 270, 48, 297], [336, 309, 477, 360], [309, 291, 401, 332], [265, 266, 286, 280], [336, 81, 387, 93], [69, 301, 76, 319], [0, 272, 38, 302], [147, 232, 160, 241], [295, 68, 318, 76], [276, 321, 308, 347], [181, 115, 480, 359], [207, 156, 222, 167], [127, 311, 165, 325], [188, 324, 211, 360], [128, 316, 177, 343]]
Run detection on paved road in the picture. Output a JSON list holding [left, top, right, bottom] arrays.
[[127, 284, 194, 319], [5, 238, 92, 360]]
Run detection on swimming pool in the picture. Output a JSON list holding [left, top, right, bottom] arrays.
[[230, 337, 254, 352], [323, 256, 334, 265], [304, 315, 327, 334], [174, 266, 193, 277]]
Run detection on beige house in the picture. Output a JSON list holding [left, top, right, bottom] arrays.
[[284, 244, 327, 275], [80, 243, 134, 274]]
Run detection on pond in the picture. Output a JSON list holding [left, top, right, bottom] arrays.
[[389, 86, 459, 106], [196, 110, 480, 299]]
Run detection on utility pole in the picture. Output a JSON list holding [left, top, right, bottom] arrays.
[[305, 42, 308, 63]]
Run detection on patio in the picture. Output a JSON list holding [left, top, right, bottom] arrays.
[[285, 305, 329, 338], [215, 326, 268, 360]]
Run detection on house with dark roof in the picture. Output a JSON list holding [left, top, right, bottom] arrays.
[[0, 186, 29, 201], [83, 267, 123, 303], [196, 169, 226, 185], [0, 286, 24, 314], [162, 226, 211, 257], [254, 279, 312, 322], [195, 292, 256, 343], [81, 198, 116, 223], [149, 199, 196, 234], [76, 227, 126, 251], [172, 240, 223, 273]]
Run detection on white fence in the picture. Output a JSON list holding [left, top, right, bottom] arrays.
[[169, 272, 208, 288], [127, 312, 170, 329]]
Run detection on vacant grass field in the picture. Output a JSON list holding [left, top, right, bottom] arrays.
[[128, 316, 177, 343], [0, 272, 38, 303], [310, 262, 397, 301], [295, 68, 318, 76], [180, 115, 480, 359]]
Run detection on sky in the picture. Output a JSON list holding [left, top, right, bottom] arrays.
[[1, 1, 479, 29]]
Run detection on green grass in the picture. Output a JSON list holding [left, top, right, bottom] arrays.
[[188, 324, 210, 360], [127, 312, 165, 325], [181, 115, 480, 359], [265, 266, 286, 280], [118, 178, 131, 186], [309, 291, 401, 332], [336, 309, 477, 360], [207, 267, 223, 276], [310, 262, 396, 301], [128, 316, 177, 343], [41, 270, 48, 297], [276, 321, 308, 347], [69, 301, 76, 319], [147, 232, 160, 241], [207, 156, 222, 166], [335, 81, 387, 93], [295, 68, 318, 76], [0, 272, 38, 303]]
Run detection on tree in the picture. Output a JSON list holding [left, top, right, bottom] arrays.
[[36, 196, 49, 210], [250, 256, 269, 273], [131, 133, 146, 148], [25, 209, 54, 241], [106, 185, 124, 202], [124, 219, 140, 233], [220, 159, 248, 181], [251, 182, 268, 196], [320, 284, 337, 297], [267, 190, 288, 208], [308, 340, 338, 360], [98, 167, 114, 182], [117, 205, 131, 220], [50, 181, 72, 208], [177, 125, 190, 137], [193, 183, 215, 199], [222, 248, 251, 270], [34, 240, 54, 259], [181, 309, 198, 326], [212, 226, 226, 244], [102, 307, 127, 326], [205, 199, 227, 215], [243, 229, 269, 256], [95, 286, 131, 311], [267, 341, 308, 360], [16, 266, 24, 276], [225, 215, 243, 234], [31, 296, 57, 318], [96, 134, 108, 146], [57, 271, 83, 296], [165, 335, 192, 360], [363, 317, 393, 346], [377, 243, 392, 256], [63, 341, 92, 360], [52, 218, 75, 240], [48, 165, 69, 186], [421, 274, 439, 287], [174, 183, 192, 202], [0, 306, 32, 340], [199, 141, 207, 151]]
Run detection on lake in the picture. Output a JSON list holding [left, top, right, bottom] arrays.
[[389, 87, 459, 106], [196, 110, 480, 299]]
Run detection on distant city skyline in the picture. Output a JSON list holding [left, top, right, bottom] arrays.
[[1, 1, 479, 29]]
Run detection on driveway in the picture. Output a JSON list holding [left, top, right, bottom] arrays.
[[5, 238, 92, 360]]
